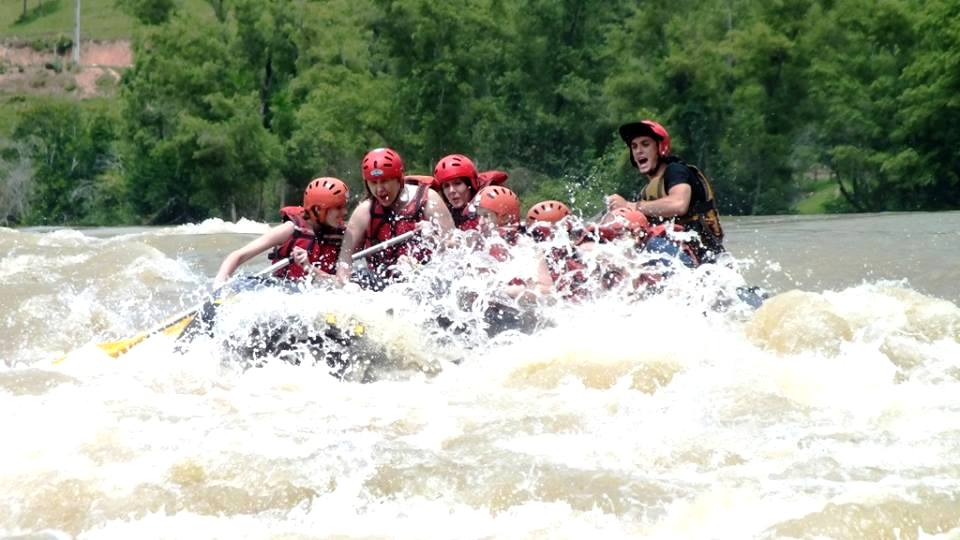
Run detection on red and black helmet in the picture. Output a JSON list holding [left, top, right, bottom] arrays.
[[433, 154, 479, 192], [526, 200, 570, 225], [618, 120, 671, 158], [361, 148, 405, 182], [302, 177, 348, 223]]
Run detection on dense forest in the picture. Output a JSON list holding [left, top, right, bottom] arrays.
[[1, 0, 959, 225]]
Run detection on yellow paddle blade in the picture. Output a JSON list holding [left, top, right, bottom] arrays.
[[96, 332, 150, 358], [161, 315, 195, 338], [74, 314, 197, 360], [53, 259, 290, 365]]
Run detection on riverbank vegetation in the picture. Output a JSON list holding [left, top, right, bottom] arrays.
[[1, 0, 958, 225]]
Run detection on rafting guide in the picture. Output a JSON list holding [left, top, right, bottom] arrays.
[[607, 120, 725, 264]]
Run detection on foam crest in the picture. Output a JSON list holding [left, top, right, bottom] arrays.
[[161, 218, 272, 236]]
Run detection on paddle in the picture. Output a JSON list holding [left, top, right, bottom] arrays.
[[350, 229, 418, 261], [62, 258, 292, 361], [61, 229, 424, 362], [348, 228, 421, 291]]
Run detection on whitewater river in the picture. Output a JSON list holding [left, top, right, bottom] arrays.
[[1, 212, 959, 539]]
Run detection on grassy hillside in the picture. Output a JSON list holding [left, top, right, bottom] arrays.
[[1, 0, 211, 40], [3, 0, 133, 40], [792, 179, 841, 215]]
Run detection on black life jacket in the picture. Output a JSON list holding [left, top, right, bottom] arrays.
[[640, 156, 725, 261]]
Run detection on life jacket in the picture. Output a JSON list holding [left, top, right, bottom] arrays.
[[269, 206, 343, 279], [576, 219, 697, 292], [480, 227, 526, 286], [522, 223, 590, 299], [545, 246, 590, 301], [477, 170, 509, 189], [483, 226, 517, 261], [640, 157, 725, 262], [451, 205, 480, 231], [364, 178, 432, 277]]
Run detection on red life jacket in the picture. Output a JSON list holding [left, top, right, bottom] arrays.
[[364, 180, 432, 276], [269, 206, 343, 279], [579, 220, 699, 267], [545, 246, 591, 301], [483, 228, 526, 286], [477, 170, 508, 189], [453, 206, 480, 231], [610, 224, 698, 291]]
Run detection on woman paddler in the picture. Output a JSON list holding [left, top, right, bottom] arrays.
[[214, 177, 349, 287], [432, 153, 509, 231], [336, 147, 455, 285]]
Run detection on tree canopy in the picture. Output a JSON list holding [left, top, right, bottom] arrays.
[[4, 0, 959, 225]]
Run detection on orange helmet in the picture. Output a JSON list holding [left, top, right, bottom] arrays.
[[526, 200, 570, 225], [608, 207, 649, 231], [361, 148, 404, 182], [303, 177, 348, 223], [476, 186, 521, 224], [584, 207, 650, 242], [433, 154, 479, 191]]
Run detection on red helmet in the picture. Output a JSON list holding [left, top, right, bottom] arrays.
[[526, 200, 570, 225], [303, 177, 348, 222], [476, 186, 521, 224], [433, 154, 479, 191], [361, 148, 405, 182], [618, 120, 671, 158]]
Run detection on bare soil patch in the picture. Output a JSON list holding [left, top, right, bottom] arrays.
[[0, 39, 130, 98]]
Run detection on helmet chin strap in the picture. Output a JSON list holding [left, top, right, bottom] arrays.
[[306, 206, 327, 225]]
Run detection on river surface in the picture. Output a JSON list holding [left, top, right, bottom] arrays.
[[1, 212, 959, 539]]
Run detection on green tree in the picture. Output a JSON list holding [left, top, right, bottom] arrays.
[[604, 0, 812, 215], [493, 0, 625, 179], [13, 102, 119, 224], [50, 0, 959, 225], [280, 0, 398, 198], [121, 7, 285, 223], [895, 0, 960, 209], [718, 0, 813, 214], [116, 0, 177, 25], [366, 0, 509, 169], [368, 0, 623, 184], [802, 0, 916, 211]]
